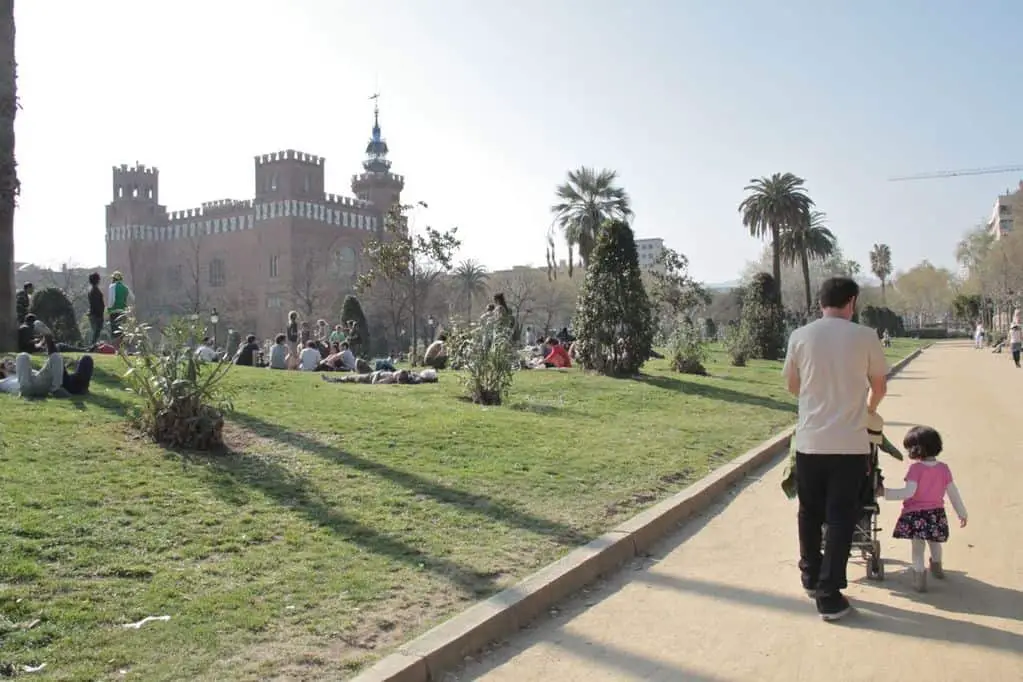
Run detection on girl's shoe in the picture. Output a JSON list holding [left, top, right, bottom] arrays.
[[912, 570, 928, 593], [930, 561, 945, 579]]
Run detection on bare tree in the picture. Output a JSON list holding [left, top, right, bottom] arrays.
[[533, 275, 577, 336], [292, 247, 338, 318], [363, 272, 412, 353], [181, 235, 205, 316]]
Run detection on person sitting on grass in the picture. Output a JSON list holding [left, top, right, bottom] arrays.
[[543, 337, 572, 368], [1, 335, 66, 397], [234, 334, 261, 366], [298, 340, 321, 371], [195, 338, 217, 363], [317, 341, 357, 372], [424, 333, 448, 370], [17, 314, 51, 354], [268, 334, 289, 370]]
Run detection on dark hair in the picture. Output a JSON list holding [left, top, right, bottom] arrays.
[[818, 277, 859, 309], [246, 334, 256, 343], [493, 292, 508, 309], [485, 303, 495, 312], [23, 282, 32, 291], [306, 340, 316, 349], [340, 341, 349, 349], [437, 333, 447, 342], [274, 333, 286, 344], [903, 425, 943, 460], [88, 272, 101, 286], [548, 337, 560, 346], [24, 313, 36, 324], [202, 337, 212, 345]]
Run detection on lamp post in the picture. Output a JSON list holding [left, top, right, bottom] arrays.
[[210, 308, 220, 349], [427, 315, 436, 342]]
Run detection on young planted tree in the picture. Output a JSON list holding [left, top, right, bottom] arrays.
[[29, 286, 81, 344], [0, 0, 17, 351], [572, 219, 654, 375], [357, 202, 460, 361], [646, 247, 710, 333]]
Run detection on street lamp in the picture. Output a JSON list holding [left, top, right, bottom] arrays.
[[427, 315, 436, 342], [210, 308, 220, 348]]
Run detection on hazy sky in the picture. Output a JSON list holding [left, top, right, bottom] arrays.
[[13, 1, 1023, 282]]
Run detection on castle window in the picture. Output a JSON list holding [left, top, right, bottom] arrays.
[[209, 258, 226, 288], [117, 186, 124, 198], [269, 255, 279, 278], [146, 187, 153, 199], [132, 186, 139, 198], [266, 295, 283, 309], [270, 174, 278, 191]]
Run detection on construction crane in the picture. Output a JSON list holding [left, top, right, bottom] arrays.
[[889, 165, 1023, 182]]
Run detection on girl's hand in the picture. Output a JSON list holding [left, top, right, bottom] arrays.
[[959, 517, 968, 528]]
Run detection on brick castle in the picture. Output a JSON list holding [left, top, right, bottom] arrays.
[[105, 104, 403, 341]]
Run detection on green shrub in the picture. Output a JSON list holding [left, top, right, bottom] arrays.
[[572, 220, 654, 376], [737, 273, 785, 360], [29, 287, 81, 344], [724, 326, 750, 367], [669, 320, 708, 375], [448, 318, 517, 405], [119, 315, 235, 451], [340, 295, 370, 357]]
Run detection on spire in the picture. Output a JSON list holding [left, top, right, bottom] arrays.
[[363, 93, 391, 173]]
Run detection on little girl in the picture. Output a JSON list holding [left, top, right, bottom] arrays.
[[882, 425, 968, 592]]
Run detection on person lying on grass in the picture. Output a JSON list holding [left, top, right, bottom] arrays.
[[0, 336, 94, 398]]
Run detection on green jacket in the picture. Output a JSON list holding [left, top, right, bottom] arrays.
[[781, 434, 903, 499]]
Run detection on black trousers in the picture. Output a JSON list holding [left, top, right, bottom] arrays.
[[62, 355, 94, 395], [796, 452, 869, 595]]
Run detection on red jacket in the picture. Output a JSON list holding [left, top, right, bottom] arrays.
[[545, 344, 571, 368]]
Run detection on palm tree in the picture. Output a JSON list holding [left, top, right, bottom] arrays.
[[738, 173, 814, 307], [452, 259, 489, 320], [869, 243, 893, 303], [780, 210, 837, 313], [0, 0, 17, 351], [551, 167, 631, 277]]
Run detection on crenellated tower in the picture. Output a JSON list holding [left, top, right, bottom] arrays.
[[351, 96, 404, 225], [254, 149, 325, 201], [107, 163, 163, 228]]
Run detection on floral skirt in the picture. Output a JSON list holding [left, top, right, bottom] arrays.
[[893, 507, 949, 542]]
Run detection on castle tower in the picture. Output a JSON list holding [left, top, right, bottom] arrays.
[[254, 149, 325, 200], [107, 163, 160, 228], [351, 96, 404, 221]]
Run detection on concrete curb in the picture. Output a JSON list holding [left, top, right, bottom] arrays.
[[353, 346, 927, 682]]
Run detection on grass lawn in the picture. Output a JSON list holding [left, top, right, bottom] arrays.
[[0, 339, 921, 681]]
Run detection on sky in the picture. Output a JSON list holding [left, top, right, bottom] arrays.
[[12, 0, 1023, 284]]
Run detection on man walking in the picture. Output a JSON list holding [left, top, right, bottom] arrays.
[[782, 277, 888, 621]]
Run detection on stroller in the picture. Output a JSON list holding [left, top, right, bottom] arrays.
[[844, 441, 885, 580]]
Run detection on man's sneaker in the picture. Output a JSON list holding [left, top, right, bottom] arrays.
[[929, 560, 945, 579], [816, 593, 852, 621]]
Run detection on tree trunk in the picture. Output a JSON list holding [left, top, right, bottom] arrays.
[[0, 0, 16, 352], [800, 251, 812, 314], [465, 289, 471, 321], [770, 226, 783, 306], [881, 279, 886, 304]]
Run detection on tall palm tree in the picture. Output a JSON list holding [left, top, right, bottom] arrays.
[[0, 0, 17, 352], [452, 259, 489, 320], [738, 173, 814, 307], [551, 167, 631, 277], [869, 243, 893, 303], [781, 210, 837, 313]]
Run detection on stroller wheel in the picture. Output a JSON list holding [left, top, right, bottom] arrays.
[[867, 556, 885, 581]]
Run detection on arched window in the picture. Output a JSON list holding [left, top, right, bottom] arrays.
[[209, 258, 226, 288]]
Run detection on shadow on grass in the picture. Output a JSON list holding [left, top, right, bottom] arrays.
[[230, 411, 591, 549], [629, 374, 796, 413], [177, 445, 501, 597]]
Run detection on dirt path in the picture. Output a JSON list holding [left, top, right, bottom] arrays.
[[448, 342, 1023, 681]]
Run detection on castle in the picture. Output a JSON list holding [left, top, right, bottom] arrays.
[[105, 105, 403, 341]]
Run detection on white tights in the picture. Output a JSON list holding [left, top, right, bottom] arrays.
[[911, 538, 943, 572]]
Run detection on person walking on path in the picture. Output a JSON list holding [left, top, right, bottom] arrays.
[[15, 282, 32, 324], [107, 271, 134, 349], [882, 425, 968, 593], [1009, 322, 1023, 367], [782, 276, 888, 621]]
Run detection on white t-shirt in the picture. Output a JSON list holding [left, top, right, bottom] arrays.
[[339, 349, 356, 370], [195, 345, 216, 362], [1009, 326, 1022, 345], [782, 317, 888, 455], [299, 347, 321, 371]]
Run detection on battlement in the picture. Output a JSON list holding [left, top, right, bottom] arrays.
[[324, 193, 369, 208], [113, 163, 158, 176], [202, 198, 253, 212], [255, 149, 324, 166], [352, 172, 404, 186]]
